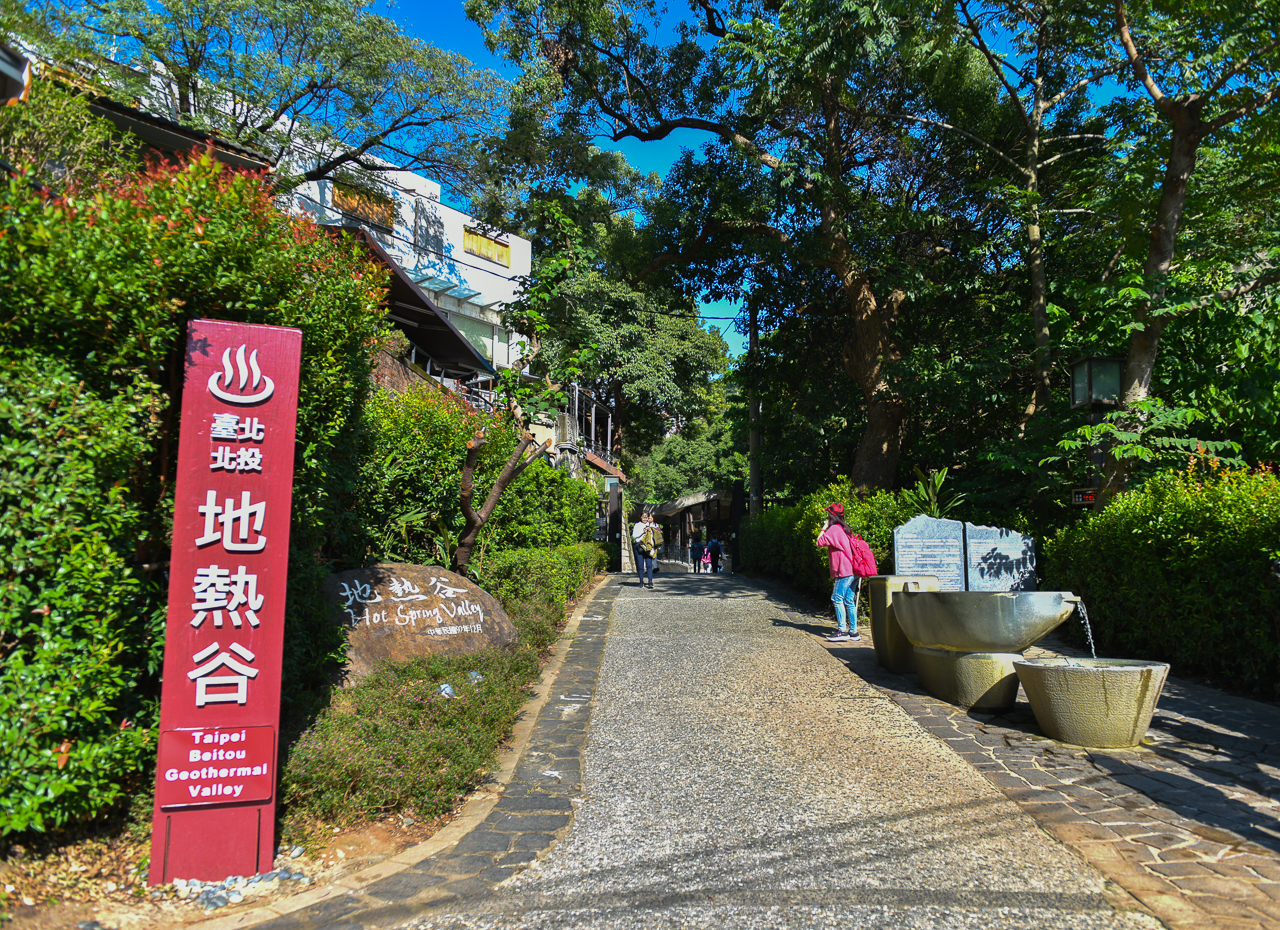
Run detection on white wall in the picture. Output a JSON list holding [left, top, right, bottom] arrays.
[[289, 169, 531, 371]]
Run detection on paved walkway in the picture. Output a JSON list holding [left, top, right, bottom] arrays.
[[389, 573, 1157, 929], [837, 625, 1280, 929], [246, 572, 1280, 930]]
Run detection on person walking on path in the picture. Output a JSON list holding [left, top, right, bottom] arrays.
[[817, 503, 862, 642], [632, 511, 660, 589], [691, 535, 705, 574], [707, 536, 723, 574]]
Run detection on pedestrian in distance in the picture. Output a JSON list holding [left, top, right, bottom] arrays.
[[816, 503, 877, 642], [707, 536, 723, 574], [632, 510, 661, 589], [691, 534, 705, 574]]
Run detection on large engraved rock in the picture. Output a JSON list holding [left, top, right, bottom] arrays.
[[324, 563, 518, 681]]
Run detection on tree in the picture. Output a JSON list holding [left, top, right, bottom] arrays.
[[1094, 0, 1280, 499], [0, 73, 138, 191], [906, 0, 1120, 425], [470, 0, 1023, 488], [22, 0, 505, 191]]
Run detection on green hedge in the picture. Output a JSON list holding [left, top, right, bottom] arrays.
[[1045, 465, 1280, 697], [478, 542, 607, 612], [0, 353, 161, 834], [739, 479, 917, 597], [279, 542, 606, 832]]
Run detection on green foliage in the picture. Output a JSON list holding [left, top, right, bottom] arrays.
[[360, 383, 596, 563], [279, 647, 539, 827], [0, 76, 139, 193], [1044, 465, 1280, 697], [359, 383, 497, 565], [483, 461, 599, 551], [0, 352, 161, 834], [0, 151, 388, 832], [278, 542, 603, 831], [1044, 398, 1244, 470], [898, 467, 967, 520], [32, 0, 506, 193], [628, 380, 745, 504], [739, 479, 917, 596]]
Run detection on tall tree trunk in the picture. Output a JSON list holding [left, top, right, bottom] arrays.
[[840, 275, 906, 490], [747, 301, 762, 516], [1096, 118, 1201, 503], [1020, 73, 1050, 430]]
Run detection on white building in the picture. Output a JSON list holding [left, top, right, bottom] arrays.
[[289, 170, 531, 375]]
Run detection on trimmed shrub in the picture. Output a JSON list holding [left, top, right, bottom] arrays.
[[479, 543, 607, 616], [279, 542, 605, 832], [739, 479, 917, 597], [279, 647, 539, 827], [1045, 464, 1280, 697], [0, 353, 161, 834]]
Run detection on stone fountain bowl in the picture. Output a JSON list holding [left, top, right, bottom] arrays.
[[891, 590, 1080, 653], [1014, 657, 1170, 749]]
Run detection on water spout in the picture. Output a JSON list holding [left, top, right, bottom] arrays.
[[1076, 600, 1098, 659]]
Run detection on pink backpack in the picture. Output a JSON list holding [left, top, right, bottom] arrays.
[[846, 531, 878, 577]]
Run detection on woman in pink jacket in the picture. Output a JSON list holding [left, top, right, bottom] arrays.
[[816, 503, 861, 642]]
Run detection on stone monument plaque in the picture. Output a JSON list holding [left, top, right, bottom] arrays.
[[965, 523, 1037, 591], [324, 563, 518, 681], [893, 515, 966, 591]]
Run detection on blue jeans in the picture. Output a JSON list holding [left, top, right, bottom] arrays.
[[635, 545, 655, 585], [832, 575, 860, 631]]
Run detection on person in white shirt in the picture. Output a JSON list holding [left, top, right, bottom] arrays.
[[632, 511, 658, 589]]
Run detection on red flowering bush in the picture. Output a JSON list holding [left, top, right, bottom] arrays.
[[0, 150, 388, 833]]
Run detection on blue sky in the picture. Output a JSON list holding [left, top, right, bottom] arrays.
[[393, 0, 748, 355]]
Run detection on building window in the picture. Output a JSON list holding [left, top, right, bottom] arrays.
[[453, 313, 494, 362], [333, 181, 395, 229], [464, 227, 511, 267]]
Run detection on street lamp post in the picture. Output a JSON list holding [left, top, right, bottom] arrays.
[[1069, 356, 1124, 498]]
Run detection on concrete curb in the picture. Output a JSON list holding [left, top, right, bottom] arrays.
[[183, 574, 613, 930]]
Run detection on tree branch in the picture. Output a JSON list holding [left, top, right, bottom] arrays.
[[1115, 0, 1173, 115], [958, 0, 1032, 134], [1043, 63, 1126, 110], [895, 114, 1026, 175], [1168, 265, 1280, 317], [1206, 36, 1280, 96], [1206, 81, 1280, 133]]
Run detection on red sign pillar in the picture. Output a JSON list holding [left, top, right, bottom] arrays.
[[149, 320, 302, 884]]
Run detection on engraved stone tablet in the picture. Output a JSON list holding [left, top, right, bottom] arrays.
[[893, 515, 966, 592], [964, 523, 1037, 591], [324, 563, 518, 681]]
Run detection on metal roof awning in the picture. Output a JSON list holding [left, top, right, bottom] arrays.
[[339, 226, 496, 378], [653, 489, 730, 517], [86, 96, 273, 171]]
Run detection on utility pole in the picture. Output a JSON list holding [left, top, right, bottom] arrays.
[[747, 300, 762, 517]]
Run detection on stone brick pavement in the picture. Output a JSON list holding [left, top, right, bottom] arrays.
[[242, 580, 620, 930], [822, 623, 1280, 930]]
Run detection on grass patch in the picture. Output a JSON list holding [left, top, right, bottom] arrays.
[[278, 543, 605, 838]]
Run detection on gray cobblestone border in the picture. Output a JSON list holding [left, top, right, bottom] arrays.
[[825, 629, 1280, 930]]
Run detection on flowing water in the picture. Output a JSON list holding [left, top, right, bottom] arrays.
[[1076, 600, 1098, 658]]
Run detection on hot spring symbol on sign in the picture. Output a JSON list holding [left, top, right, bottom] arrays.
[[208, 345, 276, 405]]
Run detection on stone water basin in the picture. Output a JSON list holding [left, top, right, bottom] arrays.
[[1014, 657, 1170, 748], [891, 591, 1080, 710], [891, 590, 1081, 652]]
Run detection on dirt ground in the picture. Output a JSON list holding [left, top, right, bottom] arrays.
[[1, 808, 457, 930]]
